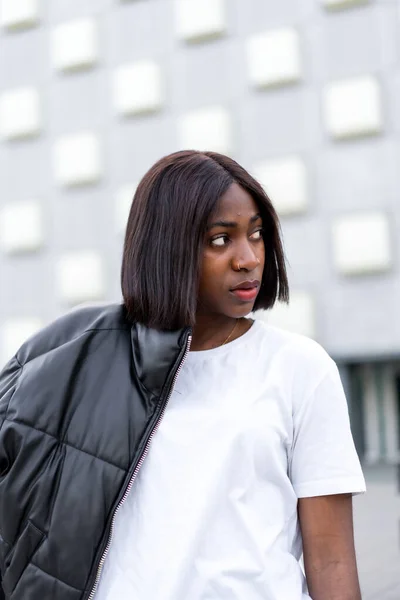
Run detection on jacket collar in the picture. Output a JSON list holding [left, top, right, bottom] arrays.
[[130, 322, 191, 398]]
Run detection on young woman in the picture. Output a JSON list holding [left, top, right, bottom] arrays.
[[0, 150, 365, 600]]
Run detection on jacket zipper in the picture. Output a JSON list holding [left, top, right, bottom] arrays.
[[86, 334, 192, 600]]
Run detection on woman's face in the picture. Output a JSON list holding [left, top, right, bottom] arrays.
[[197, 183, 265, 320]]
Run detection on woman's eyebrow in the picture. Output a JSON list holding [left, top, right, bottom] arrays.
[[207, 219, 236, 230], [207, 213, 262, 231]]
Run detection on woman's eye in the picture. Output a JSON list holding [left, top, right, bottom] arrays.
[[250, 229, 263, 240], [210, 235, 228, 247]]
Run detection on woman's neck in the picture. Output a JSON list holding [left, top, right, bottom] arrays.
[[190, 315, 251, 351]]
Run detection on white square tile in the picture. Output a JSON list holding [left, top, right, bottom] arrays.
[[247, 28, 302, 88], [53, 132, 101, 186], [51, 18, 98, 72], [254, 291, 316, 339], [332, 212, 392, 275], [0, 200, 43, 254], [178, 106, 232, 154], [115, 183, 137, 234], [324, 76, 382, 139], [0, 0, 39, 29], [2, 318, 43, 364], [113, 62, 163, 116], [0, 87, 41, 140], [253, 156, 308, 216], [321, 0, 368, 9], [175, 0, 226, 42], [57, 251, 105, 303]]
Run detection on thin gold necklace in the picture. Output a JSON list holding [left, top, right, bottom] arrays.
[[221, 319, 239, 346]]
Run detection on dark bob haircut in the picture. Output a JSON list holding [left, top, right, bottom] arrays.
[[121, 150, 289, 330]]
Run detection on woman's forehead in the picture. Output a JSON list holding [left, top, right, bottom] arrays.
[[212, 183, 259, 218]]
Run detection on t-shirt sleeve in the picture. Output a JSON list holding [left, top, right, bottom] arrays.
[[289, 357, 366, 498]]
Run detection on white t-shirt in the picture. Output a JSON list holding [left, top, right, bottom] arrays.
[[96, 320, 366, 600]]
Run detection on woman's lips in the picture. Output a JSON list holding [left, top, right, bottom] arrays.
[[230, 287, 259, 302]]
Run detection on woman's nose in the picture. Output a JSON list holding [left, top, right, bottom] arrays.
[[232, 247, 261, 272]]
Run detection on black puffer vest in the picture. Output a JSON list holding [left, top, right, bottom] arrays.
[[0, 304, 191, 599]]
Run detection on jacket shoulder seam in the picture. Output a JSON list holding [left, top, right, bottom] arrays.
[[4, 417, 127, 472], [84, 327, 130, 332], [18, 327, 129, 368]]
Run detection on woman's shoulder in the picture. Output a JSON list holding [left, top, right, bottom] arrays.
[[252, 319, 341, 412], [253, 318, 335, 377]]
